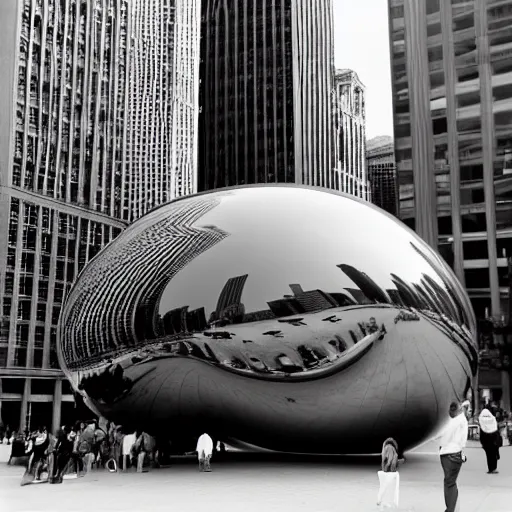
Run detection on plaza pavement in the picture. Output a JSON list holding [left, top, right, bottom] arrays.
[[0, 440, 511, 512]]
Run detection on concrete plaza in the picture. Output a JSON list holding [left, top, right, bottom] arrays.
[[0, 441, 511, 512]]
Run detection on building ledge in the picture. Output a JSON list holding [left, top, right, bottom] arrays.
[[464, 258, 509, 269], [0, 368, 65, 379]]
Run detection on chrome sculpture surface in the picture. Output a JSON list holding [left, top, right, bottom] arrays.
[[58, 185, 477, 454]]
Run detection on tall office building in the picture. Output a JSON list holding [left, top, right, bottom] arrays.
[[198, 0, 335, 191], [127, 0, 201, 219], [332, 69, 370, 200], [0, 0, 201, 433], [366, 135, 398, 216], [388, 0, 512, 409]]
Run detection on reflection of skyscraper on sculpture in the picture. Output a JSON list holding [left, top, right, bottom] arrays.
[[421, 274, 459, 323], [216, 275, 249, 314], [60, 198, 228, 369], [386, 289, 406, 306], [343, 289, 374, 305], [267, 288, 339, 317], [337, 264, 391, 304], [160, 306, 208, 335], [289, 284, 304, 296], [409, 241, 472, 329], [390, 273, 424, 311], [209, 275, 249, 325]]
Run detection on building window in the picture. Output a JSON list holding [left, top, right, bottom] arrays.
[[433, 117, 448, 135], [0, 348, 7, 367], [17, 300, 31, 321], [438, 216, 453, 236], [35, 325, 45, 346], [2, 298, 12, 318], [453, 13, 474, 33], [13, 348, 27, 368], [36, 303, 46, 323], [390, 5, 404, 19], [19, 275, 33, 297], [38, 280, 48, 300], [465, 268, 490, 289], [460, 164, 483, 181], [463, 240, 488, 260], [461, 212, 487, 232], [426, 0, 440, 14], [52, 306, 61, 326], [33, 349, 44, 369], [4, 274, 14, 295]]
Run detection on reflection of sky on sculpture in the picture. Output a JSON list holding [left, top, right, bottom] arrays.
[[158, 187, 444, 316]]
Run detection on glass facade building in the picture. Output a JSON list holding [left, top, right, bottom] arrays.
[[0, 0, 201, 433], [367, 136, 398, 216], [197, 0, 335, 191], [127, 0, 201, 219], [388, 0, 512, 410]]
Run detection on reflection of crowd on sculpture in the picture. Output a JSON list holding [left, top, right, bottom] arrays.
[[78, 363, 133, 403], [394, 310, 420, 323]]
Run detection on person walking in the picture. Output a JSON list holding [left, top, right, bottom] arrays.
[[49, 427, 74, 484], [436, 401, 469, 512], [479, 408, 501, 474], [196, 433, 214, 472], [377, 438, 400, 509], [20, 426, 50, 486]]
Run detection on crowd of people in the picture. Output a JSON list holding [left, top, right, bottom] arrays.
[[2, 402, 509, 509], [5, 420, 217, 486]]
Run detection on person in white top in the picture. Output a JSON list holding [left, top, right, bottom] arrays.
[[479, 407, 500, 474], [434, 401, 469, 512], [121, 432, 137, 471], [196, 433, 214, 472]]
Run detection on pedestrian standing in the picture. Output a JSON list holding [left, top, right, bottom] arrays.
[[196, 433, 214, 472], [121, 431, 136, 471], [377, 438, 400, 509], [436, 401, 469, 512], [133, 431, 155, 473], [479, 408, 500, 474]]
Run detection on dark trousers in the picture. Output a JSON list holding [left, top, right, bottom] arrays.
[[70, 452, 84, 473], [483, 446, 498, 472], [440, 452, 463, 512]]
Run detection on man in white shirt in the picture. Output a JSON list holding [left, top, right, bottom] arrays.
[[435, 401, 469, 512]]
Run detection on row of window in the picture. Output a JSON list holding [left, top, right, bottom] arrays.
[[1, 196, 124, 368]]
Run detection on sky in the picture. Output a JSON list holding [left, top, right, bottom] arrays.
[[333, 0, 393, 139]]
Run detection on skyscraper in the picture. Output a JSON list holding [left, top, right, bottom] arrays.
[[388, 0, 512, 409], [366, 136, 398, 216], [332, 69, 370, 200], [197, 0, 335, 191], [0, 0, 201, 433], [127, 0, 201, 219]]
